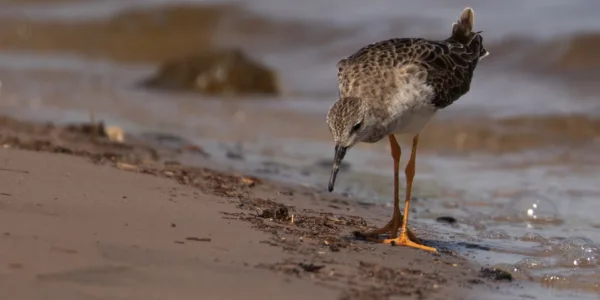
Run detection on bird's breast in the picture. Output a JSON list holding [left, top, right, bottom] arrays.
[[386, 80, 438, 135]]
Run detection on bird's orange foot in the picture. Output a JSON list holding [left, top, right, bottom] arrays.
[[354, 222, 421, 243], [384, 232, 437, 252]]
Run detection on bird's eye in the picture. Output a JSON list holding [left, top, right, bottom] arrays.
[[350, 121, 363, 133]]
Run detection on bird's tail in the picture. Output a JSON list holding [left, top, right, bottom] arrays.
[[450, 7, 475, 44]]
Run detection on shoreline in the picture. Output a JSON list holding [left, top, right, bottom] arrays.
[[0, 115, 517, 299]]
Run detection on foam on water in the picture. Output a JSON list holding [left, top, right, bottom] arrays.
[[413, 154, 600, 298]]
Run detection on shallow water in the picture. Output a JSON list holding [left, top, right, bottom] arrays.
[[1, 0, 600, 298]]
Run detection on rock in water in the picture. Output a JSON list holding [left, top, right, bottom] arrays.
[[141, 48, 280, 96]]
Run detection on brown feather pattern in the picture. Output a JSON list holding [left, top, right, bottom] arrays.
[[337, 32, 487, 109]]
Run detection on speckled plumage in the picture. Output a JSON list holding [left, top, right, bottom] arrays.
[[326, 7, 488, 149], [325, 7, 489, 251], [337, 35, 487, 109]]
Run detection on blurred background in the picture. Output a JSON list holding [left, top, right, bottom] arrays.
[[1, 0, 600, 297]]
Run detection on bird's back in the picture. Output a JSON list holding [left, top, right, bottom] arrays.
[[337, 8, 488, 109]]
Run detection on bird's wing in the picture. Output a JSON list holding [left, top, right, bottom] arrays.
[[417, 40, 482, 108], [336, 38, 418, 99], [336, 38, 480, 107]]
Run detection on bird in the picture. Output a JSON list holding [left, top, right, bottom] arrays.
[[325, 7, 489, 252]]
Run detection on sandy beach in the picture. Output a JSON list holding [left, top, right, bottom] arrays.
[[1, 1, 600, 299], [0, 116, 517, 299]]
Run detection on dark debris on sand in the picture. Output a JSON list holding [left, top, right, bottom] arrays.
[[0, 116, 512, 299], [0, 117, 160, 165], [480, 267, 513, 282]]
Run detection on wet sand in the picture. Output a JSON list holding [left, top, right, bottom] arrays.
[[0, 116, 516, 299]]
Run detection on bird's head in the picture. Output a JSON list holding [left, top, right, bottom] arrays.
[[325, 96, 386, 192]]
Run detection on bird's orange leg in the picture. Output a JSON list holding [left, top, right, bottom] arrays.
[[354, 135, 420, 242], [384, 135, 437, 252]]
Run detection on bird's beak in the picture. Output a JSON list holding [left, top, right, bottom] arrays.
[[328, 145, 347, 192]]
